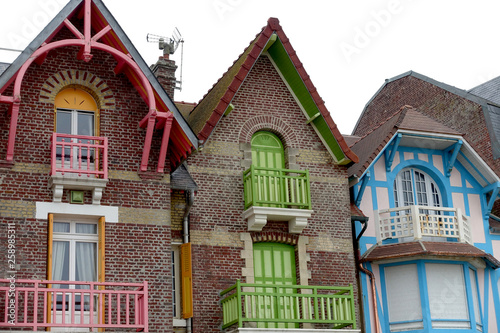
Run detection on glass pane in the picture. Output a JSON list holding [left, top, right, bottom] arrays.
[[385, 264, 423, 324], [56, 110, 72, 134], [53, 222, 70, 233], [77, 111, 94, 138], [75, 242, 97, 283], [52, 241, 70, 284], [76, 223, 97, 234], [426, 263, 469, 323]]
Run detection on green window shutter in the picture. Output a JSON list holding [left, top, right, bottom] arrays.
[[251, 131, 285, 169], [253, 243, 297, 328]]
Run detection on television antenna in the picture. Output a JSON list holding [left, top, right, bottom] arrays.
[[147, 28, 184, 91]]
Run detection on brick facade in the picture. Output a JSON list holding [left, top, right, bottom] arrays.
[[0, 29, 174, 332], [187, 56, 358, 332]]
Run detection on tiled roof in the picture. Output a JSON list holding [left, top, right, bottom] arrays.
[[188, 17, 357, 164], [348, 106, 461, 178], [361, 241, 500, 268], [350, 202, 367, 220], [175, 101, 197, 120]]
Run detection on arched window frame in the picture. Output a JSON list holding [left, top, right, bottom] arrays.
[[54, 87, 99, 137], [393, 168, 442, 209]]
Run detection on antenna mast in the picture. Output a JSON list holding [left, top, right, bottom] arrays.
[[147, 28, 184, 91]]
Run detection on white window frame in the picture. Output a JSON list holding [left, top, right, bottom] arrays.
[[393, 168, 442, 211]]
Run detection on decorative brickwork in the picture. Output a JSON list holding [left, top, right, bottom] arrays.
[[251, 231, 299, 245], [39, 69, 115, 110], [238, 115, 297, 148]]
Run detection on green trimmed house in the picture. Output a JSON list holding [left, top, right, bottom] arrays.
[[181, 17, 361, 332]]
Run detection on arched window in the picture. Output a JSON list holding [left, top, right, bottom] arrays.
[[251, 131, 285, 170], [54, 88, 97, 137], [54, 88, 98, 168], [393, 168, 441, 209]]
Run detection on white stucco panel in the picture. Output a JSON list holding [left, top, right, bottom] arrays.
[[450, 167, 462, 187], [432, 155, 444, 175], [374, 157, 387, 182], [468, 193, 485, 243], [360, 186, 375, 237]]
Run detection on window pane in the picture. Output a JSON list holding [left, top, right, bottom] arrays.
[[385, 264, 423, 328], [426, 263, 469, 326], [77, 112, 94, 137], [53, 222, 70, 233], [76, 223, 97, 234], [52, 241, 69, 283], [75, 242, 97, 283], [56, 110, 72, 134]]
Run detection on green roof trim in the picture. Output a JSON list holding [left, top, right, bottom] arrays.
[[267, 38, 346, 162]]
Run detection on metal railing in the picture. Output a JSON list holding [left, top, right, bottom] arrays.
[[220, 280, 356, 329], [375, 205, 472, 244], [51, 133, 108, 178], [243, 166, 311, 210], [0, 279, 148, 331]]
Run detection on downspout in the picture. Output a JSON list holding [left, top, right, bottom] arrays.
[[355, 219, 381, 333], [183, 189, 194, 333]]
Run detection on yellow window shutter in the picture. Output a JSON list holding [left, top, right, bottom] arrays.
[[98, 217, 105, 283], [180, 242, 193, 319]]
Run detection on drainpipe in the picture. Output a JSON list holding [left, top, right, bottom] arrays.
[[183, 189, 194, 333], [355, 219, 381, 333]]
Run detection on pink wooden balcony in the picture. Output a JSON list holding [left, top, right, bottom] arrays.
[[51, 133, 108, 179], [0, 279, 148, 331]]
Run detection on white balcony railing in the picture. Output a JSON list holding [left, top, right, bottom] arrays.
[[375, 205, 472, 244]]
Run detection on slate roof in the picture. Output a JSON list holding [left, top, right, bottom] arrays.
[[0, 63, 9, 76], [348, 105, 461, 178], [170, 163, 198, 191], [469, 76, 500, 105], [361, 241, 500, 268], [188, 17, 357, 164], [469, 78, 500, 159]]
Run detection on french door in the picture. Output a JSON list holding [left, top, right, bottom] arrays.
[[51, 221, 98, 331], [251, 132, 285, 207], [253, 243, 298, 328]]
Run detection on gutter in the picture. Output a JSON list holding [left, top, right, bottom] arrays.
[[353, 217, 381, 333]]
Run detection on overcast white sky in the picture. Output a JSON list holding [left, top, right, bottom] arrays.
[[1, 0, 499, 134]]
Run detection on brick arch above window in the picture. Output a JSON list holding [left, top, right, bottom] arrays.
[[39, 70, 115, 110], [251, 231, 299, 246], [238, 115, 297, 149]]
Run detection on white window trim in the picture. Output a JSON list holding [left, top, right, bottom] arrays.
[[36, 202, 118, 222]]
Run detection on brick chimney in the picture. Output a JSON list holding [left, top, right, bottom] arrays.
[[151, 54, 177, 100]]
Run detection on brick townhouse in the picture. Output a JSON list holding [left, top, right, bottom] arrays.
[[0, 0, 362, 332], [0, 0, 197, 332]]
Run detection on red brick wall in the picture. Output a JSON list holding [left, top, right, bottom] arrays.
[[187, 56, 358, 331]]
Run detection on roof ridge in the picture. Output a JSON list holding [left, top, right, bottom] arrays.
[[351, 107, 405, 145]]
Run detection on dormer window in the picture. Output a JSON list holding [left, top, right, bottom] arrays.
[[393, 168, 441, 209]]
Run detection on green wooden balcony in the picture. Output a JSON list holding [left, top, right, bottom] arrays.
[[243, 166, 311, 210], [220, 280, 356, 330]]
